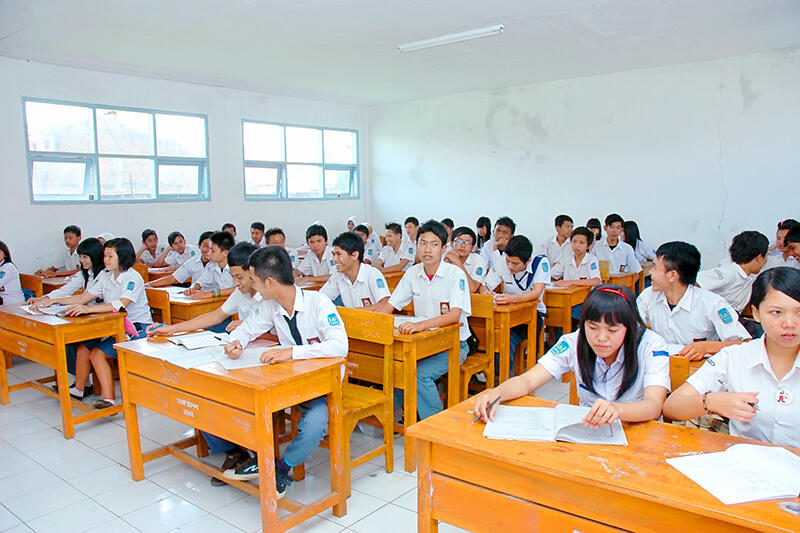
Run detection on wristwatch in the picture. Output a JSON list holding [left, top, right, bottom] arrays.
[[212, 289, 220, 298]]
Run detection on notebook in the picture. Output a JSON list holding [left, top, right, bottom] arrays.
[[483, 404, 628, 446], [211, 340, 280, 370], [666, 443, 800, 505], [167, 331, 227, 350], [22, 304, 70, 316]]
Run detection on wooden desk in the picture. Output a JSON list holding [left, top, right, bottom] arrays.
[[147, 266, 178, 281], [0, 304, 125, 437], [409, 396, 800, 533], [638, 262, 654, 293], [148, 288, 228, 322], [493, 300, 538, 383], [41, 276, 70, 295], [116, 338, 347, 532], [544, 286, 590, 334], [384, 271, 405, 291], [609, 272, 638, 292], [346, 323, 461, 472], [296, 279, 326, 291]]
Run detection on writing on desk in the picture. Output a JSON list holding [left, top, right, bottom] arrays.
[[176, 397, 199, 418]]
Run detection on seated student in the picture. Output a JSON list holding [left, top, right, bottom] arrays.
[[474, 285, 670, 427], [371, 220, 471, 420], [372, 222, 414, 273], [403, 216, 420, 260], [221, 247, 347, 498], [247, 222, 267, 248], [265, 227, 299, 269], [31, 238, 105, 303], [542, 214, 574, 272], [295, 224, 336, 280], [320, 232, 390, 308], [37, 238, 152, 408], [97, 232, 114, 246], [441, 218, 455, 252], [783, 226, 800, 266], [764, 219, 800, 270], [346, 216, 357, 231], [164, 231, 200, 267], [551, 227, 602, 288], [697, 231, 769, 316], [36, 225, 82, 278], [0, 241, 24, 305], [147, 232, 213, 288], [475, 216, 491, 253], [136, 229, 168, 265], [353, 224, 381, 265], [637, 242, 750, 361], [623, 220, 656, 263], [362, 222, 381, 255], [592, 214, 642, 275], [183, 231, 236, 299], [663, 267, 800, 448], [586, 218, 602, 251], [222, 223, 237, 241], [480, 216, 516, 270], [443, 226, 487, 293]]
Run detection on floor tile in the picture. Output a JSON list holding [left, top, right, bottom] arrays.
[[0, 504, 23, 531], [27, 499, 116, 533], [214, 496, 263, 533], [350, 469, 416, 502], [391, 487, 416, 513], [83, 517, 142, 533], [93, 479, 174, 516], [168, 513, 243, 532], [0, 466, 61, 501], [348, 503, 416, 533], [149, 463, 212, 493], [3, 481, 85, 522], [122, 495, 206, 533], [318, 490, 387, 527], [69, 463, 139, 497], [44, 448, 116, 480], [174, 479, 248, 513], [0, 454, 40, 479]]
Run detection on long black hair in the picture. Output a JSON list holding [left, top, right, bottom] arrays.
[[0, 240, 11, 266], [622, 220, 642, 249], [586, 218, 602, 242], [577, 284, 644, 399], [77, 238, 104, 284], [750, 267, 800, 310], [475, 216, 491, 249]]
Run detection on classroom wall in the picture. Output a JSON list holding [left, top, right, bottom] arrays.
[[368, 47, 800, 267], [0, 57, 369, 272]]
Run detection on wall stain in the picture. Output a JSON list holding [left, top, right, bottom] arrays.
[[739, 72, 759, 109], [522, 114, 550, 142], [485, 99, 509, 148]]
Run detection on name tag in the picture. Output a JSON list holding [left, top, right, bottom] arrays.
[[440, 302, 450, 314]]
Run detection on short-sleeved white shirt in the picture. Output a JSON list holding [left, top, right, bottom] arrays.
[[220, 288, 259, 320], [480, 239, 497, 269], [298, 248, 336, 277], [165, 245, 200, 267], [593, 239, 643, 274], [461, 253, 488, 284], [140, 244, 168, 265], [377, 244, 414, 272], [484, 254, 551, 313], [762, 249, 800, 271], [88, 268, 152, 324], [553, 252, 601, 281], [319, 263, 390, 308], [697, 260, 756, 313], [62, 247, 81, 271], [543, 235, 572, 271], [637, 285, 750, 355], [47, 271, 99, 299], [363, 238, 382, 264], [388, 262, 472, 341], [686, 336, 800, 447], [194, 262, 234, 291], [247, 236, 267, 249], [0, 262, 24, 304], [539, 329, 671, 406], [172, 255, 206, 284], [634, 240, 657, 263]]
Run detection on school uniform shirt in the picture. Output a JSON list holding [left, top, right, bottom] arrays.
[[220, 288, 260, 320], [194, 262, 234, 291], [388, 262, 472, 341], [539, 329, 671, 406], [460, 253, 488, 284], [165, 245, 200, 267], [298, 248, 336, 277], [363, 238, 382, 264], [228, 287, 348, 361], [377, 244, 414, 272], [637, 285, 750, 355], [286, 247, 300, 270], [480, 239, 497, 269], [140, 245, 168, 265], [593, 239, 643, 274], [401, 234, 418, 262], [319, 263, 390, 308], [633, 239, 657, 263], [483, 254, 551, 313], [247, 236, 267, 249], [696, 260, 755, 313], [686, 336, 800, 447], [552, 253, 602, 281], [0, 262, 24, 304], [47, 271, 99, 299], [172, 255, 207, 284], [61, 247, 81, 271], [762, 249, 800, 271], [542, 235, 572, 271], [88, 268, 152, 324]]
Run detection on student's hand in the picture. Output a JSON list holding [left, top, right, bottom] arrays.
[[183, 286, 199, 296], [398, 321, 424, 335], [443, 251, 463, 267], [224, 340, 243, 359], [707, 392, 759, 422], [65, 304, 92, 317], [225, 319, 243, 332], [260, 347, 293, 364], [553, 280, 571, 287], [35, 269, 45, 276], [28, 297, 50, 309], [473, 391, 502, 423], [583, 399, 623, 428], [189, 291, 210, 300], [493, 293, 514, 305], [679, 342, 711, 361], [146, 323, 176, 336], [41, 271, 59, 278]]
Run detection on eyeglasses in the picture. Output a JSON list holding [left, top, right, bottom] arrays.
[[453, 238, 473, 246]]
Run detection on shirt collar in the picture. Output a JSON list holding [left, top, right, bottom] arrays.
[[733, 263, 748, 279], [356, 263, 370, 283], [743, 335, 800, 370], [573, 253, 590, 267], [281, 286, 306, 318], [415, 262, 444, 280]]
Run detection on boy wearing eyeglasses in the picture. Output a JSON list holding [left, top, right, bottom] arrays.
[[443, 226, 487, 293]]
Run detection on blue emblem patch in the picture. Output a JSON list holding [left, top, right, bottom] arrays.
[[0, 271, 4, 279], [408, 247, 413, 254], [476, 267, 483, 275], [330, 260, 335, 266], [459, 279, 465, 291], [591, 262, 597, 269], [652, 350, 669, 357], [551, 340, 569, 355], [718, 308, 733, 324], [126, 281, 135, 290], [542, 263, 549, 272], [376, 278, 385, 288], [327, 313, 340, 326], [190, 250, 196, 256], [367, 249, 373, 256]]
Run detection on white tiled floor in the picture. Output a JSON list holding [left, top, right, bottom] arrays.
[[1, 357, 565, 532]]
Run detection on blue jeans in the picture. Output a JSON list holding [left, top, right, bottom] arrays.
[[199, 396, 328, 467], [394, 341, 468, 420], [207, 317, 231, 334]]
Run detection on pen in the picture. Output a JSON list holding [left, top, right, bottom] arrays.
[[717, 378, 759, 410], [472, 396, 501, 424], [148, 322, 165, 333]]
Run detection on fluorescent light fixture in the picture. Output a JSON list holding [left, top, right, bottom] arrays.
[[398, 24, 504, 53]]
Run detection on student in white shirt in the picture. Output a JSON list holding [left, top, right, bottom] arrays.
[[552, 227, 602, 288], [362, 222, 381, 256], [475, 285, 670, 428], [147, 232, 213, 288], [265, 228, 299, 269], [663, 267, 800, 448], [475, 216, 491, 253], [36, 224, 82, 278], [441, 218, 455, 252], [183, 231, 235, 298], [592, 214, 642, 275], [0, 241, 24, 305], [222, 222, 237, 242], [136, 229, 168, 265], [320, 231, 390, 308], [354, 224, 381, 265], [763, 219, 800, 270], [480, 216, 516, 271], [373, 222, 414, 273], [31, 238, 105, 303], [586, 218, 602, 251], [96, 232, 114, 245], [222, 246, 347, 499], [443, 226, 487, 293], [638, 241, 750, 361], [164, 231, 200, 266], [247, 222, 267, 248], [542, 214, 574, 272], [622, 220, 656, 263], [346, 215, 357, 231], [403, 216, 420, 259], [37, 238, 152, 409], [295, 224, 336, 280], [783, 226, 800, 269], [371, 220, 471, 420]]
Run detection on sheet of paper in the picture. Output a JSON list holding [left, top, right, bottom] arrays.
[[163, 286, 187, 295], [213, 345, 281, 370], [38, 304, 69, 316], [144, 343, 219, 369], [482, 405, 556, 442], [21, 305, 43, 315], [393, 315, 428, 327], [168, 331, 226, 350]]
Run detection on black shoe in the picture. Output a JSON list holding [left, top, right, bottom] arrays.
[[223, 455, 258, 481], [211, 448, 250, 486], [51, 382, 91, 399], [92, 399, 116, 410], [276, 468, 293, 500]]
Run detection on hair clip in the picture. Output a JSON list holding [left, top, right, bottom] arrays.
[[598, 287, 629, 302]]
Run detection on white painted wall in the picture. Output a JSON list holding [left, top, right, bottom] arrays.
[[368, 47, 800, 267], [0, 57, 368, 271]]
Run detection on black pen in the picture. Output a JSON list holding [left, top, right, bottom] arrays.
[[472, 396, 501, 424], [717, 378, 759, 410]]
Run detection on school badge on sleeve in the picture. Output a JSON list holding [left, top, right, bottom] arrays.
[[551, 340, 569, 355], [127, 281, 135, 290], [718, 308, 733, 324], [327, 313, 340, 326], [376, 278, 385, 288]]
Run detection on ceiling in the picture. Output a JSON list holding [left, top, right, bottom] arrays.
[[1, 0, 799, 105]]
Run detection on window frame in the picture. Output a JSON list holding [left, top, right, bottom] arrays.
[[22, 97, 211, 204], [241, 119, 359, 201]]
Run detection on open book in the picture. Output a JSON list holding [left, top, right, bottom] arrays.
[[666, 443, 800, 505], [483, 404, 628, 446], [22, 304, 69, 316], [167, 331, 228, 350]]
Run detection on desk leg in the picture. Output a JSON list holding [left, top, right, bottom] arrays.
[[328, 372, 347, 517], [497, 316, 510, 383], [527, 310, 537, 372], [417, 440, 437, 533], [404, 344, 417, 473], [446, 331, 459, 409], [0, 350, 8, 405], [564, 303, 573, 334], [118, 351, 144, 480], [255, 392, 278, 531], [54, 334, 74, 439]]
